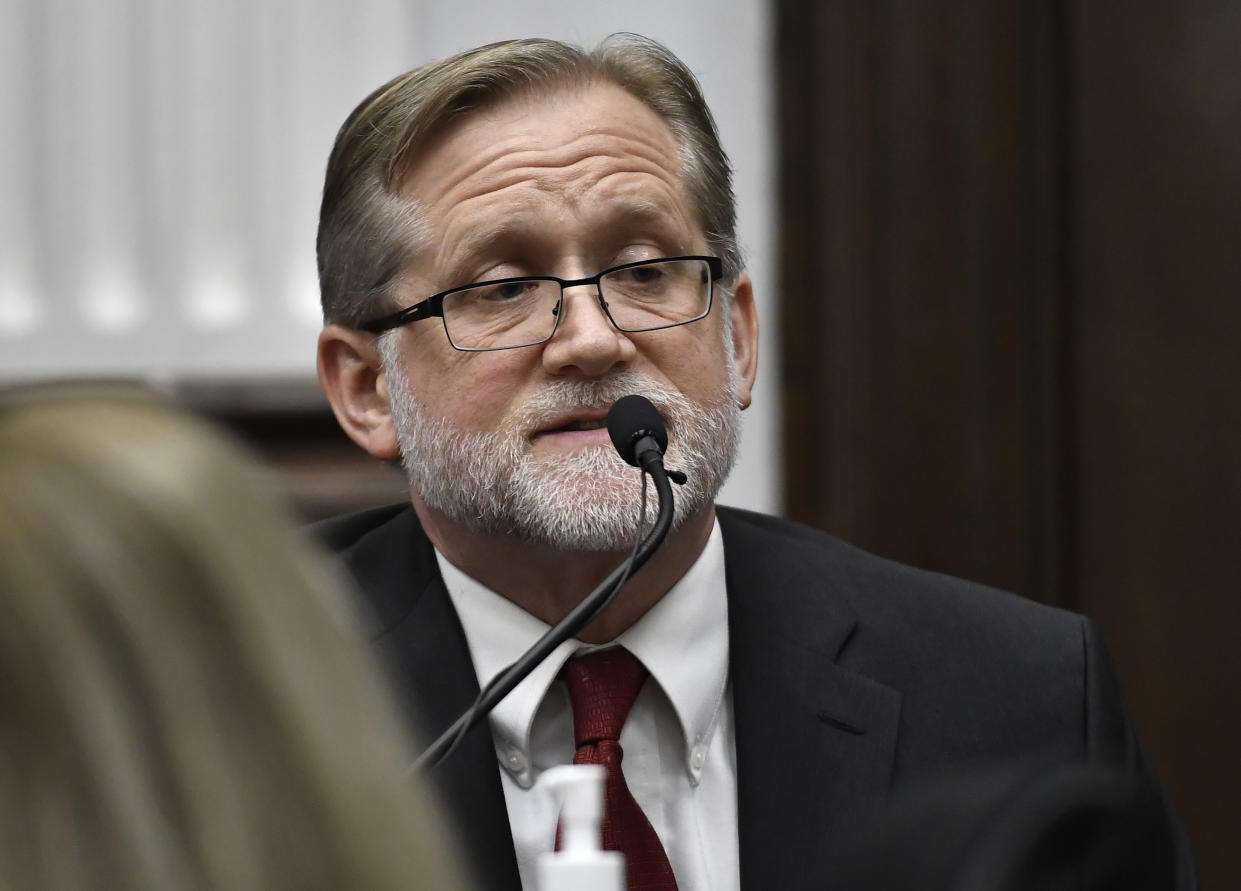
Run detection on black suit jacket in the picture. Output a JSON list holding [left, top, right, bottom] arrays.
[[314, 503, 1194, 890]]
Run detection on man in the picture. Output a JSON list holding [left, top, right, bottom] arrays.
[[313, 35, 1192, 890]]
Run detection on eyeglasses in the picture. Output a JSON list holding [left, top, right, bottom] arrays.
[[359, 255, 723, 351]]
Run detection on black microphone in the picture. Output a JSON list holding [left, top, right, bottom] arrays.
[[412, 395, 683, 773], [608, 394, 687, 484], [608, 393, 668, 468]]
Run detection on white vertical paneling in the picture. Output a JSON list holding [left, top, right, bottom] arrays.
[[77, 0, 146, 337], [278, 0, 423, 338], [140, 0, 184, 375], [255, 0, 313, 332], [180, 0, 246, 334], [33, 0, 82, 356], [0, 0, 40, 337]]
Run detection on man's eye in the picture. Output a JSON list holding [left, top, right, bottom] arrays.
[[480, 281, 535, 301], [619, 265, 663, 285]]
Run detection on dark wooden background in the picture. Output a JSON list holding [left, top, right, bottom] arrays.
[[776, 1, 1240, 887]]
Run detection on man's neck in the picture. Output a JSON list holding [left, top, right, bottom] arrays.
[[409, 489, 716, 643]]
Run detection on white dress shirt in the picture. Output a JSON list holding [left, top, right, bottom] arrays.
[[436, 519, 740, 890]]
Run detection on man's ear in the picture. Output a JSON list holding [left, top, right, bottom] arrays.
[[728, 272, 759, 410], [317, 324, 401, 460]]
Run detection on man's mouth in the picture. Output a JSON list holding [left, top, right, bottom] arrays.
[[535, 411, 611, 439], [551, 417, 608, 433]]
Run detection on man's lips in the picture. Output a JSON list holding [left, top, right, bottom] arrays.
[[533, 410, 611, 440]]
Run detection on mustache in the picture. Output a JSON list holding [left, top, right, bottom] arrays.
[[510, 371, 693, 437]]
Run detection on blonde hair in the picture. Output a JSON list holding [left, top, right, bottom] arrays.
[[317, 33, 740, 327], [0, 386, 464, 890]]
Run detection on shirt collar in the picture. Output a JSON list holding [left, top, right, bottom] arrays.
[[437, 519, 730, 781]]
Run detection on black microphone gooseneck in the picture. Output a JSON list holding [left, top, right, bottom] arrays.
[[412, 395, 681, 774]]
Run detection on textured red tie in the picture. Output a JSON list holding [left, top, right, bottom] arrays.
[[559, 648, 679, 891]]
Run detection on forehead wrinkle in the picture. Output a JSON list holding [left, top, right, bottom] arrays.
[[431, 160, 690, 269], [451, 182, 687, 243], [442, 144, 681, 214]]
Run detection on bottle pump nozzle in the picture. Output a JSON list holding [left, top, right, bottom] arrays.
[[536, 764, 624, 891]]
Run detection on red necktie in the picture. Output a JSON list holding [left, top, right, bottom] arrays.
[[559, 648, 679, 891]]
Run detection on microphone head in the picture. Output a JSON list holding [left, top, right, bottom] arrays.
[[607, 395, 668, 467]]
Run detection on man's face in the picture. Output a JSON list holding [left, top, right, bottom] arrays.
[[377, 81, 757, 550]]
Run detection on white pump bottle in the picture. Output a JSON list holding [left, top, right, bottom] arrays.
[[536, 764, 625, 891]]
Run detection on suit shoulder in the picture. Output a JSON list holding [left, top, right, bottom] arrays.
[[715, 505, 1081, 641], [305, 503, 442, 636], [307, 502, 414, 553]]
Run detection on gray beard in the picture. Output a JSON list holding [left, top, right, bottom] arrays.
[[382, 358, 741, 552]]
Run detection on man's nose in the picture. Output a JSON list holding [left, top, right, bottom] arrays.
[[540, 284, 637, 377]]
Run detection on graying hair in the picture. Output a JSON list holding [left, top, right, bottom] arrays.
[[317, 34, 741, 328]]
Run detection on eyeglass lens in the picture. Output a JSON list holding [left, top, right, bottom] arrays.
[[442, 258, 711, 351]]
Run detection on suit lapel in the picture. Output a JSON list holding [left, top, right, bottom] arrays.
[[338, 507, 523, 891], [720, 509, 902, 889]]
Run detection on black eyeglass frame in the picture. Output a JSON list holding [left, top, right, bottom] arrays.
[[358, 255, 724, 351]]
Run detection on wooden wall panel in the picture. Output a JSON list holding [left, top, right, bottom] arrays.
[[778, 1, 1075, 604], [1073, 2, 1241, 883], [777, 0, 1239, 885]]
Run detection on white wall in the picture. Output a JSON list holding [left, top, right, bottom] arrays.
[[0, 0, 780, 515]]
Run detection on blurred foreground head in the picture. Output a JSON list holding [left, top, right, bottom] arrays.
[[0, 386, 464, 890]]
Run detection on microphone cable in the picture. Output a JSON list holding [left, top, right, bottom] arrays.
[[415, 465, 649, 774]]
